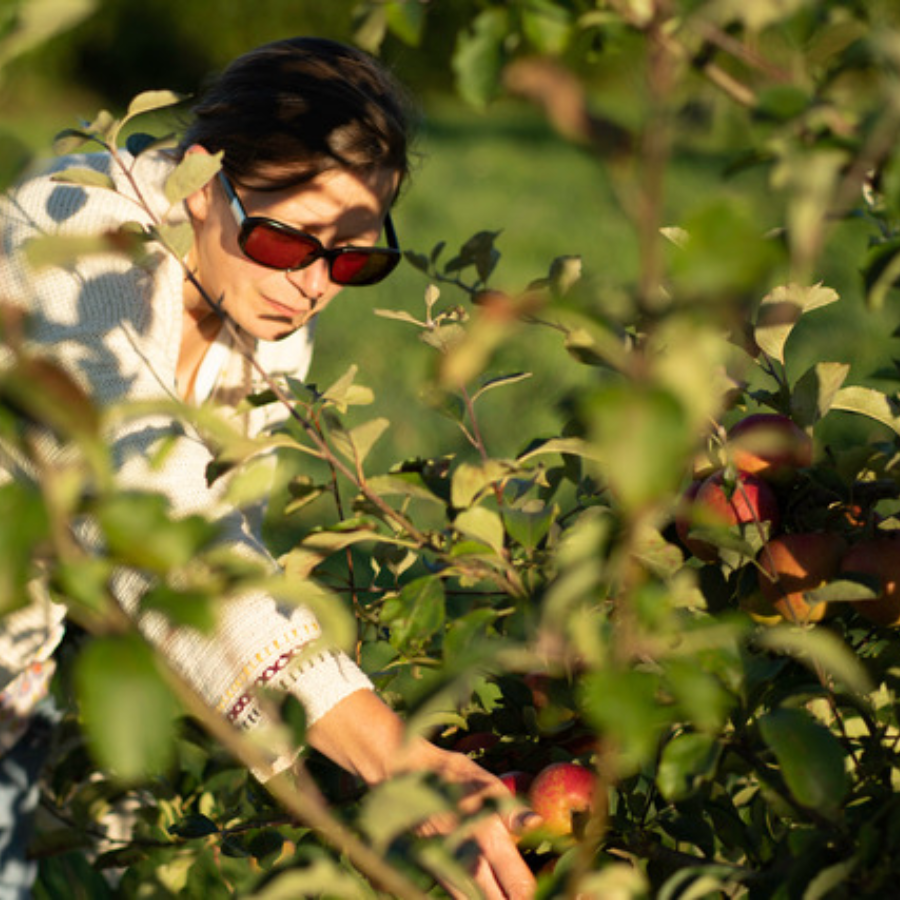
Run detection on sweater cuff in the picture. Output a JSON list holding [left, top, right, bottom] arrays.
[[251, 650, 373, 782]]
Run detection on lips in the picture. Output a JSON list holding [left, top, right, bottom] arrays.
[[263, 296, 304, 318]]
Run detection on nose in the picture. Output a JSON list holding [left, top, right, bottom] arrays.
[[285, 258, 331, 304]]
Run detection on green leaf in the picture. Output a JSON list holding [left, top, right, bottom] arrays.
[[454, 506, 505, 554], [125, 90, 184, 121], [331, 417, 390, 466], [831, 385, 900, 436], [790, 362, 850, 427], [75, 634, 180, 780], [50, 167, 115, 191], [451, 459, 510, 509], [758, 707, 849, 815], [863, 238, 900, 310], [755, 284, 839, 364], [471, 372, 532, 403], [164, 152, 223, 205], [657, 731, 719, 802], [321, 364, 374, 412], [283, 524, 383, 578], [381, 576, 446, 652], [152, 221, 194, 259], [168, 813, 219, 839], [756, 625, 874, 695], [502, 500, 556, 551]]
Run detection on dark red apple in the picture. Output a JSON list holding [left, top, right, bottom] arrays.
[[757, 532, 846, 624], [840, 535, 900, 626], [726, 413, 813, 482], [678, 471, 781, 562]]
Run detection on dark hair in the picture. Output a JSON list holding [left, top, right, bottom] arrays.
[[180, 37, 415, 194]]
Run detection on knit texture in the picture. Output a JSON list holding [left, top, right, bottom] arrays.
[[0, 149, 372, 776]]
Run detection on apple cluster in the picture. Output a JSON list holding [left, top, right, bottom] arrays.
[[676, 412, 900, 627]]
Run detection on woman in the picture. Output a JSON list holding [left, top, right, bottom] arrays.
[[0, 37, 537, 898]]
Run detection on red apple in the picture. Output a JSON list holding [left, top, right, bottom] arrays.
[[678, 471, 781, 562], [840, 535, 900, 626], [726, 413, 813, 482], [499, 770, 534, 796], [527, 762, 599, 837], [757, 532, 846, 624]]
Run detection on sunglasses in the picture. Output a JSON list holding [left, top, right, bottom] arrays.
[[217, 171, 401, 286]]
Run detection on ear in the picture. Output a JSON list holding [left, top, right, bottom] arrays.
[[182, 144, 215, 222]]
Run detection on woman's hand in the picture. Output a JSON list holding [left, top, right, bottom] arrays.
[[307, 689, 539, 899]]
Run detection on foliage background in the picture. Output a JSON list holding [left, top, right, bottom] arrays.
[[8, 1, 900, 899]]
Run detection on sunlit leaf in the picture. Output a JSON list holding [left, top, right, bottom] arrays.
[[125, 90, 184, 121], [454, 505, 505, 554], [754, 283, 839, 364], [451, 459, 510, 509], [831, 385, 900, 437], [164, 151, 223, 205], [50, 167, 115, 191], [790, 362, 850, 427]]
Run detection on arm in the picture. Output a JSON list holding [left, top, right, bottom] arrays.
[[308, 690, 538, 900]]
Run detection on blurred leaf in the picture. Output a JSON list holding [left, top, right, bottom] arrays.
[[755, 284, 839, 364], [385, 0, 425, 46], [791, 362, 850, 427], [359, 772, 450, 852], [580, 668, 673, 773], [249, 855, 375, 900], [95, 492, 218, 573], [0, 0, 96, 70], [521, 0, 573, 55], [583, 385, 693, 512], [758, 707, 849, 816], [283, 523, 383, 578], [75, 634, 180, 780], [452, 9, 509, 108], [168, 813, 219, 839], [0, 481, 49, 614], [517, 436, 601, 464]]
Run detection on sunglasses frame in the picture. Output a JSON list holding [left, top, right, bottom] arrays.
[[217, 171, 401, 286]]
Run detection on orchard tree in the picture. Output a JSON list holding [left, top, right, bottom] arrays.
[[7, 0, 900, 898]]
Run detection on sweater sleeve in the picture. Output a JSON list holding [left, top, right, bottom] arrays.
[[0, 152, 372, 778]]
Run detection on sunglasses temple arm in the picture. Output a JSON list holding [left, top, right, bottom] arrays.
[[217, 171, 247, 228], [384, 212, 400, 251]]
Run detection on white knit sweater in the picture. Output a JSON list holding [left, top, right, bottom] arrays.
[[0, 149, 373, 775]]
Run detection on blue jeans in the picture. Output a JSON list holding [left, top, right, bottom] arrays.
[[0, 713, 55, 900]]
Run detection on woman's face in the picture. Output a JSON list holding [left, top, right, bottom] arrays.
[[184, 149, 399, 342]]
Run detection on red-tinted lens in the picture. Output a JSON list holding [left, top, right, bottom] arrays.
[[331, 250, 398, 286], [242, 222, 321, 270]]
